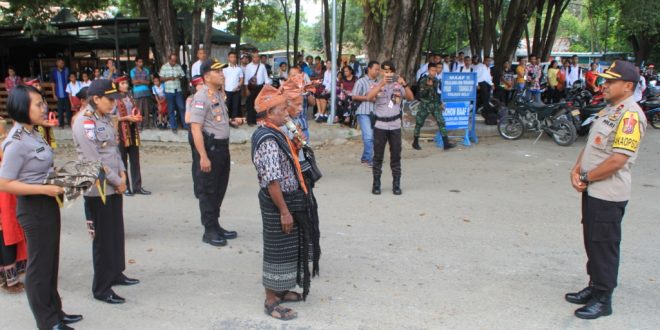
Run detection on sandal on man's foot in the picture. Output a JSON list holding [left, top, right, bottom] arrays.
[[277, 290, 303, 303], [264, 300, 298, 321]]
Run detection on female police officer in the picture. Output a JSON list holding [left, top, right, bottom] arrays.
[[72, 79, 139, 305], [0, 85, 82, 329]]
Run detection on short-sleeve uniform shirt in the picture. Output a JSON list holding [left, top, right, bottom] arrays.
[[580, 96, 647, 202], [0, 125, 54, 184], [374, 82, 406, 131], [189, 85, 230, 139]]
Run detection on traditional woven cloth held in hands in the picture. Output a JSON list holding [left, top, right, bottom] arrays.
[[43, 161, 105, 202], [255, 73, 313, 114]]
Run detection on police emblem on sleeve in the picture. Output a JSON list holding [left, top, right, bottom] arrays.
[[83, 120, 96, 140], [613, 111, 641, 152], [194, 101, 205, 110]]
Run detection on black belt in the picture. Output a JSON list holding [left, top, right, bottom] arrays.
[[207, 138, 229, 147], [375, 114, 402, 122]]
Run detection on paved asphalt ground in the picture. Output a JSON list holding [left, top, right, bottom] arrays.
[[1, 128, 659, 330]]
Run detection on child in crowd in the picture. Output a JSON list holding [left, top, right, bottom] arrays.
[[80, 72, 92, 88], [152, 76, 168, 129], [66, 72, 83, 113]]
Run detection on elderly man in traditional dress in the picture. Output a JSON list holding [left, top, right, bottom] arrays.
[[250, 82, 320, 321]]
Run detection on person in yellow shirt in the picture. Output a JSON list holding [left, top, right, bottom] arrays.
[[515, 57, 528, 95], [547, 60, 560, 103]]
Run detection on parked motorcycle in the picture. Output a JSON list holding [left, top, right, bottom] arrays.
[[640, 97, 660, 129], [498, 92, 577, 146], [564, 83, 607, 136]]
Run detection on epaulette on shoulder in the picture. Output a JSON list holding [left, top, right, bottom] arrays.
[[11, 129, 22, 141]]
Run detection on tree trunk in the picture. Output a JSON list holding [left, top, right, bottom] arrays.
[[532, 0, 570, 61], [279, 0, 291, 65], [204, 6, 213, 52], [141, 0, 179, 65], [338, 0, 346, 60], [492, 0, 537, 89], [363, 0, 432, 82], [322, 0, 331, 60], [137, 1, 151, 63], [293, 0, 301, 62], [234, 0, 244, 53], [465, 0, 482, 57], [191, 0, 202, 61]]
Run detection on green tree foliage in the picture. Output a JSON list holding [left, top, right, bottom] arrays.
[[1, 0, 113, 35], [227, 1, 284, 45]]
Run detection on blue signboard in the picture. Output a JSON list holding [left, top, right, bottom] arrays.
[[439, 72, 478, 146], [444, 101, 471, 130], [442, 72, 478, 101]]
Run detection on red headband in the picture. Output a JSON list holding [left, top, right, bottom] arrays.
[[113, 76, 129, 83]]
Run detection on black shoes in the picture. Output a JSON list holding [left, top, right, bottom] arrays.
[[412, 137, 421, 150], [220, 227, 238, 240], [95, 292, 126, 304], [135, 188, 151, 195], [113, 276, 140, 286], [51, 322, 74, 330], [372, 176, 381, 195], [565, 286, 593, 304], [61, 313, 83, 325], [575, 292, 613, 319], [202, 230, 227, 246], [393, 177, 402, 195], [124, 190, 134, 197]]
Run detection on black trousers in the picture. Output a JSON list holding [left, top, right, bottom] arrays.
[[478, 82, 492, 110], [56, 97, 71, 127], [0, 232, 17, 265], [192, 140, 231, 231], [16, 195, 63, 330], [372, 127, 402, 178], [85, 194, 126, 298], [188, 131, 199, 197], [225, 90, 242, 119], [581, 193, 628, 292], [119, 144, 142, 192], [246, 85, 264, 124]]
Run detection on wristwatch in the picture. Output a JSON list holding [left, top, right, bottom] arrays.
[[579, 171, 589, 184]]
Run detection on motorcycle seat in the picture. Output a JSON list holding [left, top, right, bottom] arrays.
[[529, 102, 561, 111]]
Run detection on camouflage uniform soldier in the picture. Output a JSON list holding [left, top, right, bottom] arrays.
[[413, 63, 455, 150]]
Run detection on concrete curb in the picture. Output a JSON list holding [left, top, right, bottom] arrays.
[[52, 119, 500, 145]]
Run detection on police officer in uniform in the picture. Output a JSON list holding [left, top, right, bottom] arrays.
[[72, 80, 140, 305], [566, 60, 647, 319], [0, 85, 82, 329], [190, 59, 243, 247], [365, 61, 414, 195]]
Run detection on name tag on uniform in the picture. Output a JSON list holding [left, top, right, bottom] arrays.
[[36, 146, 45, 153]]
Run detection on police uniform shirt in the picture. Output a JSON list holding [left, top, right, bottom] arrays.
[[0, 125, 54, 184], [374, 82, 406, 131], [190, 85, 230, 139], [581, 96, 647, 202], [72, 104, 126, 197]]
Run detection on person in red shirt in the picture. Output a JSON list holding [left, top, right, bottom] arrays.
[[3, 67, 22, 93], [585, 62, 600, 93]]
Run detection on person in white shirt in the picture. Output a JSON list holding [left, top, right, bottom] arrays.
[[80, 72, 92, 88], [475, 56, 494, 115], [278, 62, 289, 80], [452, 52, 465, 72], [566, 55, 583, 88], [66, 72, 83, 113], [416, 54, 433, 81], [459, 56, 473, 72], [316, 60, 334, 122], [223, 51, 244, 119], [442, 54, 451, 75], [634, 67, 646, 102], [244, 52, 272, 125], [191, 48, 207, 78]]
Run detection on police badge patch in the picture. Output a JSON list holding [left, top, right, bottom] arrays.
[[83, 120, 96, 140]]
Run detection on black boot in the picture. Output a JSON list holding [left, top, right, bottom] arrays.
[[392, 177, 402, 195], [565, 284, 594, 304], [412, 137, 421, 150], [372, 175, 381, 195], [575, 290, 613, 320], [442, 135, 456, 150]]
